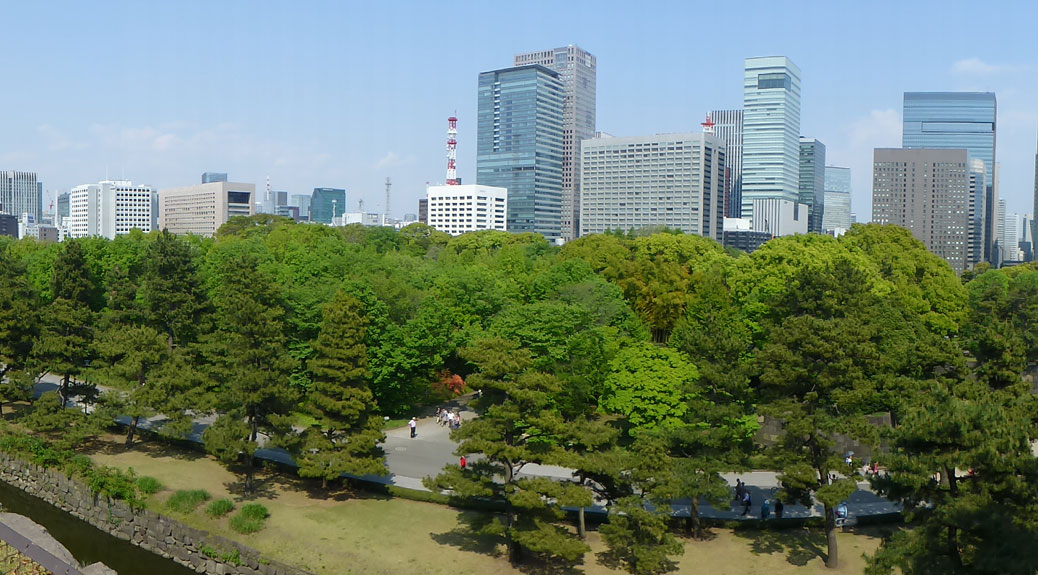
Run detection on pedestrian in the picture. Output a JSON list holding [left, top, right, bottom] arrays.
[[760, 499, 771, 520], [460, 456, 467, 469], [734, 479, 744, 501], [409, 417, 417, 438], [740, 490, 752, 516], [454, 412, 463, 429], [774, 499, 784, 519]]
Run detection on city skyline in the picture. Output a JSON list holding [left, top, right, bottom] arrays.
[[2, 1, 1038, 223]]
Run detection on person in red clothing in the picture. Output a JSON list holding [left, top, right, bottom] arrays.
[[460, 456, 467, 469]]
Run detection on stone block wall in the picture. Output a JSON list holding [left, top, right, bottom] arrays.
[[0, 452, 314, 575]]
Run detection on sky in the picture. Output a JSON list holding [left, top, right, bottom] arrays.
[[3, 0, 1038, 223]]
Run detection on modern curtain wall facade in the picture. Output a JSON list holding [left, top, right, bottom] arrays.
[[741, 56, 801, 220], [903, 92, 996, 262], [798, 138, 826, 233], [514, 45, 596, 242], [477, 65, 565, 241], [711, 109, 743, 218], [823, 166, 852, 232], [0, 171, 40, 223]]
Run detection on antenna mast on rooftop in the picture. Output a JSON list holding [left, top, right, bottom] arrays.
[[384, 177, 392, 226], [446, 115, 459, 185]]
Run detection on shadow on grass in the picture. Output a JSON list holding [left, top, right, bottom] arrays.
[[430, 511, 503, 556], [596, 549, 677, 575], [733, 526, 828, 566], [517, 555, 586, 575]]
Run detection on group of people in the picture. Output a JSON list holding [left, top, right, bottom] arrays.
[[734, 479, 784, 520], [435, 407, 463, 430]]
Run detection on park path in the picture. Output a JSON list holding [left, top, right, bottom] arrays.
[[33, 378, 899, 521]]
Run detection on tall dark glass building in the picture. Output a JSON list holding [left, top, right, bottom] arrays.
[[310, 187, 346, 224], [476, 65, 565, 241], [798, 138, 826, 233], [903, 92, 996, 263]]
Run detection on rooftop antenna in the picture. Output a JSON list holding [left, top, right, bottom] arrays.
[[701, 113, 715, 135], [446, 114, 459, 185], [384, 177, 392, 226]]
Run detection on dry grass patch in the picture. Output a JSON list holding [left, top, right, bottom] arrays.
[[91, 443, 883, 575]]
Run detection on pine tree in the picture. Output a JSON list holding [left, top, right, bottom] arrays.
[[0, 252, 39, 415], [35, 240, 96, 408], [298, 290, 386, 488], [141, 230, 206, 349], [202, 254, 297, 492]]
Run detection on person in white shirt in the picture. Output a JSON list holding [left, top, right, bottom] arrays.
[[409, 417, 417, 438]]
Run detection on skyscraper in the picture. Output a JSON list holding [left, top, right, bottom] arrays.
[[873, 148, 971, 273], [710, 109, 743, 218], [1032, 130, 1038, 253], [514, 45, 596, 242], [967, 159, 987, 267], [741, 57, 801, 219], [310, 188, 346, 225], [290, 194, 311, 221], [0, 171, 40, 222], [903, 92, 997, 262], [57, 192, 70, 225], [798, 138, 826, 233], [580, 132, 725, 240], [477, 65, 565, 241], [823, 166, 852, 232]]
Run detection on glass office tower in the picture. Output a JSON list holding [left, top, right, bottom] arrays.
[[711, 109, 743, 218], [903, 92, 996, 262], [822, 166, 852, 232], [310, 187, 346, 225], [476, 65, 565, 241], [798, 138, 826, 233], [741, 56, 802, 219], [514, 46, 596, 241]]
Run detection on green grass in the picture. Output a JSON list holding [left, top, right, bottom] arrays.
[[166, 489, 211, 513], [230, 503, 269, 534], [136, 476, 163, 495], [382, 417, 409, 429], [206, 498, 235, 517], [291, 411, 319, 428]]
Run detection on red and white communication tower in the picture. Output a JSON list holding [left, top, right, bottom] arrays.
[[446, 115, 459, 185], [701, 113, 715, 135]]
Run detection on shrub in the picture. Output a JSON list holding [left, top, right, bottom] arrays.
[[166, 489, 211, 513], [230, 503, 269, 534], [86, 466, 142, 509], [206, 498, 235, 517], [136, 476, 163, 495]]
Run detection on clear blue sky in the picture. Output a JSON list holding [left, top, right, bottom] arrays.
[[3, 0, 1037, 222]]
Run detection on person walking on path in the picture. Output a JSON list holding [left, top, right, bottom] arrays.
[[409, 417, 417, 438], [760, 499, 771, 520], [740, 490, 752, 516], [460, 456, 467, 469], [734, 479, 745, 502], [774, 499, 784, 519]]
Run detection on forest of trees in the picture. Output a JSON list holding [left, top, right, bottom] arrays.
[[1, 215, 1037, 574]]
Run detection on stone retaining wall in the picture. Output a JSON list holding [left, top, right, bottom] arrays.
[[0, 452, 314, 575]]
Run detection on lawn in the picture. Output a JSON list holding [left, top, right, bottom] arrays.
[[91, 443, 883, 575]]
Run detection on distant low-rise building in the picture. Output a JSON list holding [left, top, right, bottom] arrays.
[[158, 181, 255, 237], [426, 184, 507, 235], [0, 213, 17, 238]]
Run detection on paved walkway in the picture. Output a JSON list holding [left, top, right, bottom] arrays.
[[34, 379, 900, 520]]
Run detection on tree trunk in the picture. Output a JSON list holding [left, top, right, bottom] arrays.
[[60, 373, 70, 408], [824, 504, 838, 569], [691, 498, 704, 540], [245, 456, 254, 493], [322, 475, 328, 490], [945, 465, 962, 567], [126, 415, 140, 446], [577, 506, 586, 539]]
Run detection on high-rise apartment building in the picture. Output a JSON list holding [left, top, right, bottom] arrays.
[[202, 172, 228, 184], [798, 138, 826, 233], [0, 171, 40, 222], [477, 65, 565, 241], [158, 182, 254, 237], [872, 148, 971, 273], [741, 57, 802, 219], [426, 184, 508, 235], [822, 166, 852, 232], [68, 180, 155, 239], [579, 133, 725, 241], [514, 45, 596, 242], [311, 188, 346, 224], [903, 92, 997, 262], [710, 109, 743, 217]]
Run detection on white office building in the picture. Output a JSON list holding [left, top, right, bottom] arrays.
[[426, 184, 508, 235], [752, 198, 809, 237], [579, 132, 725, 240], [741, 57, 802, 219], [68, 180, 154, 239], [158, 182, 255, 237]]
